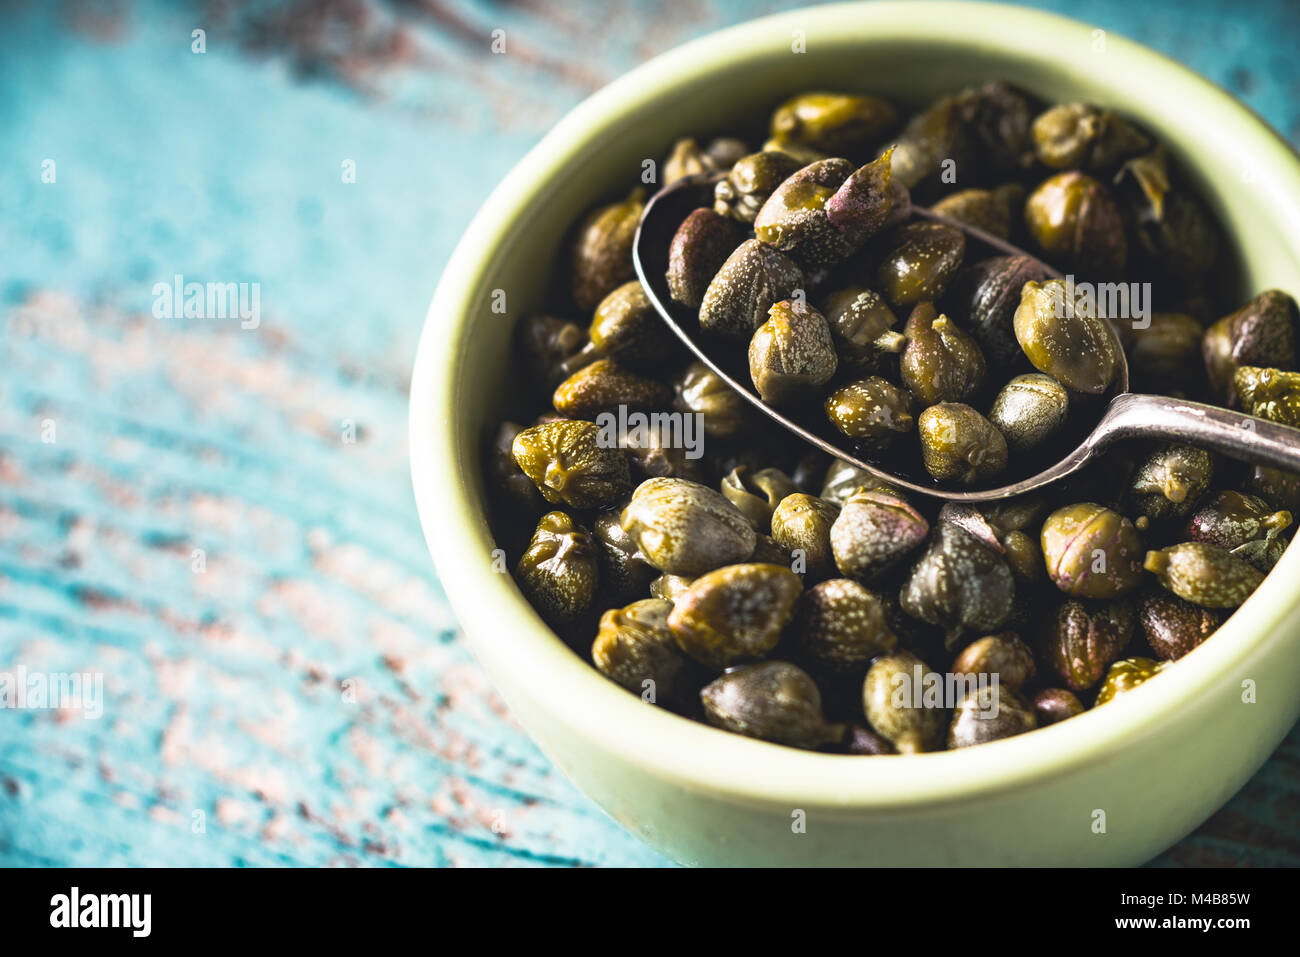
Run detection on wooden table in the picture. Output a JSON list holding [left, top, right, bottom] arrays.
[[1, 0, 1296, 867]]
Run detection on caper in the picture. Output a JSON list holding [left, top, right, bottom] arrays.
[[619, 477, 756, 576], [649, 573, 695, 601], [1144, 542, 1265, 608], [899, 302, 985, 405], [720, 466, 798, 532], [917, 403, 1008, 485], [593, 511, 657, 604], [593, 599, 694, 707], [1014, 279, 1120, 394], [750, 532, 791, 565], [831, 488, 930, 581], [748, 299, 838, 405], [667, 563, 803, 668], [1040, 503, 1144, 598], [844, 725, 897, 754], [570, 188, 644, 311], [488, 421, 544, 513], [1201, 290, 1298, 401], [769, 91, 898, 156], [1031, 103, 1149, 170], [699, 239, 804, 338], [875, 222, 966, 307], [1095, 657, 1164, 706], [900, 512, 1015, 647], [947, 686, 1036, 749], [516, 314, 586, 390], [1127, 444, 1213, 522], [942, 255, 1055, 366], [1184, 489, 1291, 553], [552, 358, 672, 419], [714, 150, 803, 224], [1118, 148, 1220, 283], [1234, 365, 1300, 427], [825, 377, 914, 447], [1127, 312, 1204, 387], [662, 135, 749, 185], [1032, 687, 1084, 725], [1041, 598, 1134, 690], [791, 578, 897, 673], [1137, 588, 1226, 661], [512, 419, 632, 509], [1024, 171, 1126, 276], [666, 208, 745, 309], [862, 652, 945, 753], [950, 632, 1036, 692], [820, 459, 896, 507], [931, 188, 1012, 239], [821, 286, 905, 371], [701, 661, 844, 748], [1245, 465, 1300, 513], [674, 361, 751, 438], [988, 373, 1069, 452], [516, 512, 600, 627], [567, 280, 677, 375], [761, 137, 828, 166], [770, 493, 841, 578]]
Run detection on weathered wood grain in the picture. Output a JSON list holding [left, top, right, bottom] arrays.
[[0, 0, 1296, 867]]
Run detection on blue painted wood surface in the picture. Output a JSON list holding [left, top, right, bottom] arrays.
[[0, 0, 1296, 867]]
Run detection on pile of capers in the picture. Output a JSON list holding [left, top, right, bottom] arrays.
[[487, 86, 1298, 754]]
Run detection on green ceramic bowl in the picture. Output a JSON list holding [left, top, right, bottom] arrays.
[[410, 1, 1300, 866]]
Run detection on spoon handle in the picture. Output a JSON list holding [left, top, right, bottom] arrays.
[[1098, 392, 1300, 473]]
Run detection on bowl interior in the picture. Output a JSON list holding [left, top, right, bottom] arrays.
[[413, 1, 1300, 813]]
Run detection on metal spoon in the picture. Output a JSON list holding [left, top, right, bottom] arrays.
[[632, 171, 1300, 502]]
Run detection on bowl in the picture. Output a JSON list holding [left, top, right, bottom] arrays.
[[409, 1, 1300, 866]]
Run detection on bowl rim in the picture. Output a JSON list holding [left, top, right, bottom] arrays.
[[410, 0, 1300, 812]]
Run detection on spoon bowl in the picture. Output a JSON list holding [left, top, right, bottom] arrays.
[[633, 173, 1300, 500]]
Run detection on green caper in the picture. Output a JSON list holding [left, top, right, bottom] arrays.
[[1031, 103, 1149, 170], [619, 477, 756, 576], [720, 466, 798, 532], [824, 377, 914, 448], [899, 302, 986, 405], [748, 299, 839, 405], [666, 207, 745, 309], [1234, 365, 1300, 427], [1117, 147, 1219, 283], [988, 373, 1069, 452], [699, 239, 804, 338], [1201, 290, 1298, 400], [875, 222, 966, 307], [1001, 529, 1045, 585], [552, 358, 672, 419], [516, 314, 586, 390], [830, 488, 930, 581], [761, 137, 828, 166], [943, 255, 1055, 366], [1032, 687, 1084, 725], [844, 725, 897, 754], [649, 573, 695, 601], [1095, 657, 1164, 705], [751, 532, 791, 565], [1127, 444, 1214, 522], [769, 91, 898, 156], [1143, 542, 1265, 608], [950, 632, 1036, 692], [1184, 489, 1291, 557], [569, 280, 677, 375], [592, 599, 694, 708], [1013, 279, 1121, 394], [1125, 312, 1203, 387], [593, 511, 657, 603], [1137, 588, 1226, 661], [770, 493, 841, 578], [917, 403, 1008, 485], [900, 514, 1015, 647], [714, 150, 803, 224], [948, 686, 1036, 749], [1024, 171, 1126, 276], [667, 563, 803, 668], [821, 286, 905, 371], [790, 578, 897, 673], [701, 661, 844, 748], [931, 188, 1012, 239], [516, 512, 600, 627], [674, 361, 751, 438], [1040, 503, 1144, 598], [512, 419, 632, 509], [488, 420, 544, 513], [570, 187, 644, 311], [820, 459, 897, 506], [1041, 598, 1134, 690], [662, 135, 749, 184], [862, 652, 945, 753], [1245, 465, 1300, 513]]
